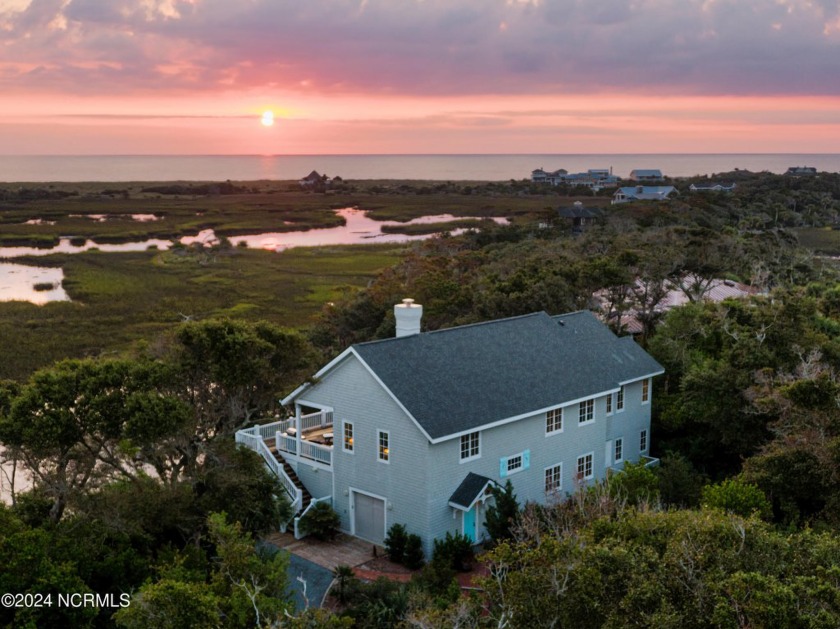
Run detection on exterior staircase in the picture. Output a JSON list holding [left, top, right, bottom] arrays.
[[268, 444, 312, 512]]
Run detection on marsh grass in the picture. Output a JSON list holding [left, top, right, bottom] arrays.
[[0, 244, 405, 380]]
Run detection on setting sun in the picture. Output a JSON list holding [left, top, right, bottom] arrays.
[[260, 111, 274, 127]]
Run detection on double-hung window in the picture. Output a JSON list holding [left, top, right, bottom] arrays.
[[614, 438, 623, 463], [640, 429, 648, 453], [378, 430, 390, 463], [545, 463, 562, 493], [642, 379, 650, 404], [576, 453, 594, 480], [579, 399, 594, 425], [343, 421, 354, 453], [460, 431, 480, 462], [546, 408, 563, 434], [616, 385, 625, 412], [605, 393, 613, 415]]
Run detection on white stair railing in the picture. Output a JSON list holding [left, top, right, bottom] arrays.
[[235, 427, 303, 513]]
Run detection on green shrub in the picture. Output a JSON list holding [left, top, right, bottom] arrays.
[[384, 523, 408, 564], [484, 480, 520, 543], [432, 531, 474, 572], [411, 557, 458, 602], [298, 501, 340, 541], [403, 534, 425, 570], [701, 478, 772, 520]]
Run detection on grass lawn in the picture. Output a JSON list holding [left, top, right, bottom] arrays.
[[0, 243, 405, 381]]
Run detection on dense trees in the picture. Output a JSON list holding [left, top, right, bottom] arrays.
[[3, 171, 840, 626]]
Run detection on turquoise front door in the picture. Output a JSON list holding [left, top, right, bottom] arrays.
[[463, 506, 477, 543]]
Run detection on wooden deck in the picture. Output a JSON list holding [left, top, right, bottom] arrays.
[[265, 531, 380, 571]]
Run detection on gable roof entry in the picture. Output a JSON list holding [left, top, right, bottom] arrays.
[[351, 310, 663, 441], [448, 473, 496, 511]]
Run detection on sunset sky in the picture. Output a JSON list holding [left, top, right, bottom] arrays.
[[1, 0, 839, 155]]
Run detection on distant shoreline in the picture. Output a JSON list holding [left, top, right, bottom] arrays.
[[2, 154, 838, 183]]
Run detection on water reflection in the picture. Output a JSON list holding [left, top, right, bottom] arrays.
[[0, 208, 508, 258], [0, 263, 70, 304]]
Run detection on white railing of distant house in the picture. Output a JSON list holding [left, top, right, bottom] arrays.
[[235, 427, 303, 513], [300, 410, 333, 433], [293, 495, 333, 540], [642, 456, 660, 468]]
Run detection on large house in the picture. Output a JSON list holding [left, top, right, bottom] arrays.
[[612, 185, 677, 204], [237, 301, 663, 555], [532, 168, 619, 189]]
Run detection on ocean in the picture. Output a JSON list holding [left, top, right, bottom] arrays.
[[1, 154, 839, 183]]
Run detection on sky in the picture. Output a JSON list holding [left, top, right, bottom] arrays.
[[1, 0, 840, 154]]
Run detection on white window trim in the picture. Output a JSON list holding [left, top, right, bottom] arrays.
[[576, 451, 595, 480], [641, 379, 651, 405], [545, 407, 564, 436], [459, 431, 481, 463], [342, 420, 354, 454], [614, 437, 624, 464], [377, 429, 390, 464], [578, 399, 595, 426], [544, 462, 563, 494], [605, 393, 613, 416], [640, 429, 648, 453], [616, 385, 626, 413]]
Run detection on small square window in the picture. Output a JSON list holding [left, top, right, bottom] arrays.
[[546, 408, 563, 434]]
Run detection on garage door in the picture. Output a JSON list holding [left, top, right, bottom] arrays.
[[353, 492, 385, 544]]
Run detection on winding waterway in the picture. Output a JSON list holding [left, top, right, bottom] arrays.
[[0, 208, 508, 303]]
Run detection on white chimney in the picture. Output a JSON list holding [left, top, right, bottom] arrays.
[[394, 298, 422, 337]]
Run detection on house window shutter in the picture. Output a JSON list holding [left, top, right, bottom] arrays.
[[522, 450, 530, 470], [499, 457, 507, 478]]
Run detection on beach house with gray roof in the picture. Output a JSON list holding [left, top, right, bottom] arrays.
[[237, 301, 663, 554]]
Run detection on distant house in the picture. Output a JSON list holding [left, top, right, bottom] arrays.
[[689, 182, 737, 193], [236, 302, 663, 555], [629, 169, 664, 182], [557, 201, 602, 232], [532, 168, 568, 185], [532, 168, 618, 189], [785, 166, 817, 177], [299, 170, 330, 187], [612, 186, 677, 204]]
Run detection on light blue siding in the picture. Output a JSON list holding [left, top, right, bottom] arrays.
[[294, 357, 652, 556], [298, 356, 432, 552]]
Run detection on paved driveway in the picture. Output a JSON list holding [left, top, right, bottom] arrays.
[[262, 532, 380, 611]]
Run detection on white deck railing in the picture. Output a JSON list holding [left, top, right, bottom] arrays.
[[235, 427, 303, 512], [276, 431, 297, 456], [300, 410, 333, 433], [300, 440, 332, 466]]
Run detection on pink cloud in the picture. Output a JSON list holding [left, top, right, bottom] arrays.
[[1, 0, 840, 98]]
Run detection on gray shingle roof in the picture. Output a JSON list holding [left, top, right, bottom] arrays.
[[352, 310, 663, 441], [448, 473, 496, 510]]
